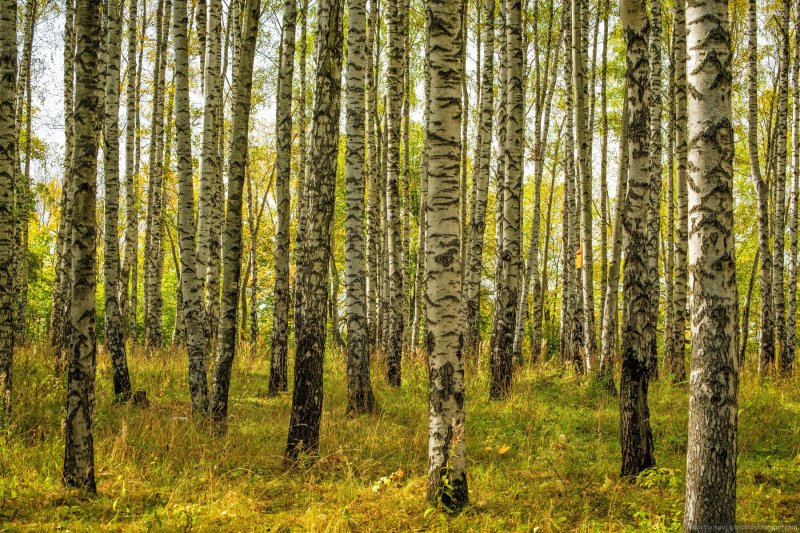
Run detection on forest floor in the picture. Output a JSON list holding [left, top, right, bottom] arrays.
[[1, 344, 799, 532]]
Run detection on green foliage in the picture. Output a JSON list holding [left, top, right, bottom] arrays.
[[2, 346, 799, 530]]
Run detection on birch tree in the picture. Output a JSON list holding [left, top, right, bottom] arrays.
[[103, 0, 133, 399], [51, 0, 74, 368], [144, 0, 171, 349], [63, 0, 102, 492], [0, 0, 16, 424], [464, 0, 494, 358], [210, 0, 260, 429], [344, 0, 376, 414], [490, 0, 523, 399], [683, 0, 739, 525], [619, 0, 655, 477], [269, 0, 295, 395], [285, 0, 342, 459], [173, 0, 209, 417], [773, 0, 790, 366], [668, 0, 688, 382], [120, 0, 140, 341], [425, 0, 468, 509], [385, 0, 405, 386]]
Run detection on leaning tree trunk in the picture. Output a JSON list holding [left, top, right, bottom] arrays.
[[63, 0, 101, 492], [683, 0, 738, 526], [490, 0, 523, 399], [209, 0, 260, 431], [285, 0, 343, 460], [385, 0, 405, 387], [464, 0, 494, 359], [173, 0, 210, 417], [103, 0, 133, 400], [668, 0, 688, 382], [425, 0, 468, 510], [773, 0, 790, 368], [619, 0, 655, 478], [268, 0, 295, 396], [344, 0, 376, 414], [0, 0, 17, 425]]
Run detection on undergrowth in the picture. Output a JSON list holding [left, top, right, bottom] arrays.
[[1, 344, 799, 531]]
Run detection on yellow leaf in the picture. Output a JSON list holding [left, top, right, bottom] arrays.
[[497, 444, 511, 455]]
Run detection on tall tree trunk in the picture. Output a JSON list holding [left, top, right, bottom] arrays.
[[773, 0, 791, 368], [645, 0, 663, 380], [619, 0, 655, 477], [285, 0, 342, 460], [120, 0, 139, 341], [293, 0, 309, 334], [572, 0, 594, 368], [516, 2, 559, 364], [669, 0, 689, 382], [209, 0, 260, 431], [561, 2, 583, 372], [103, 0, 133, 400], [786, 4, 800, 373], [402, 0, 412, 346], [464, 0, 494, 358], [128, 1, 146, 341], [490, 0, 523, 399], [0, 0, 17, 424], [268, 0, 295, 396], [344, 0, 375, 414], [425, 0, 468, 510], [144, 0, 171, 350], [329, 252, 343, 348], [458, 0, 468, 320], [412, 36, 430, 354], [365, 0, 379, 349], [749, 0, 773, 375], [51, 0, 75, 370], [740, 250, 758, 366], [598, 0, 609, 328], [598, 87, 628, 394], [197, 0, 222, 341], [683, 0, 738, 525], [63, 0, 101, 492], [385, 0, 405, 386], [173, 0, 209, 417], [537, 127, 561, 361], [664, 29, 675, 379], [13, 0, 35, 341]]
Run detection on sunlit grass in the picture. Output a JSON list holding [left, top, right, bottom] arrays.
[[1, 343, 798, 531]]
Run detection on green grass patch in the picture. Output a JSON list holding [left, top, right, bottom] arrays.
[[1, 345, 799, 531]]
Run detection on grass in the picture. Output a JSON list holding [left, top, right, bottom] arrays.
[[1, 343, 799, 531]]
